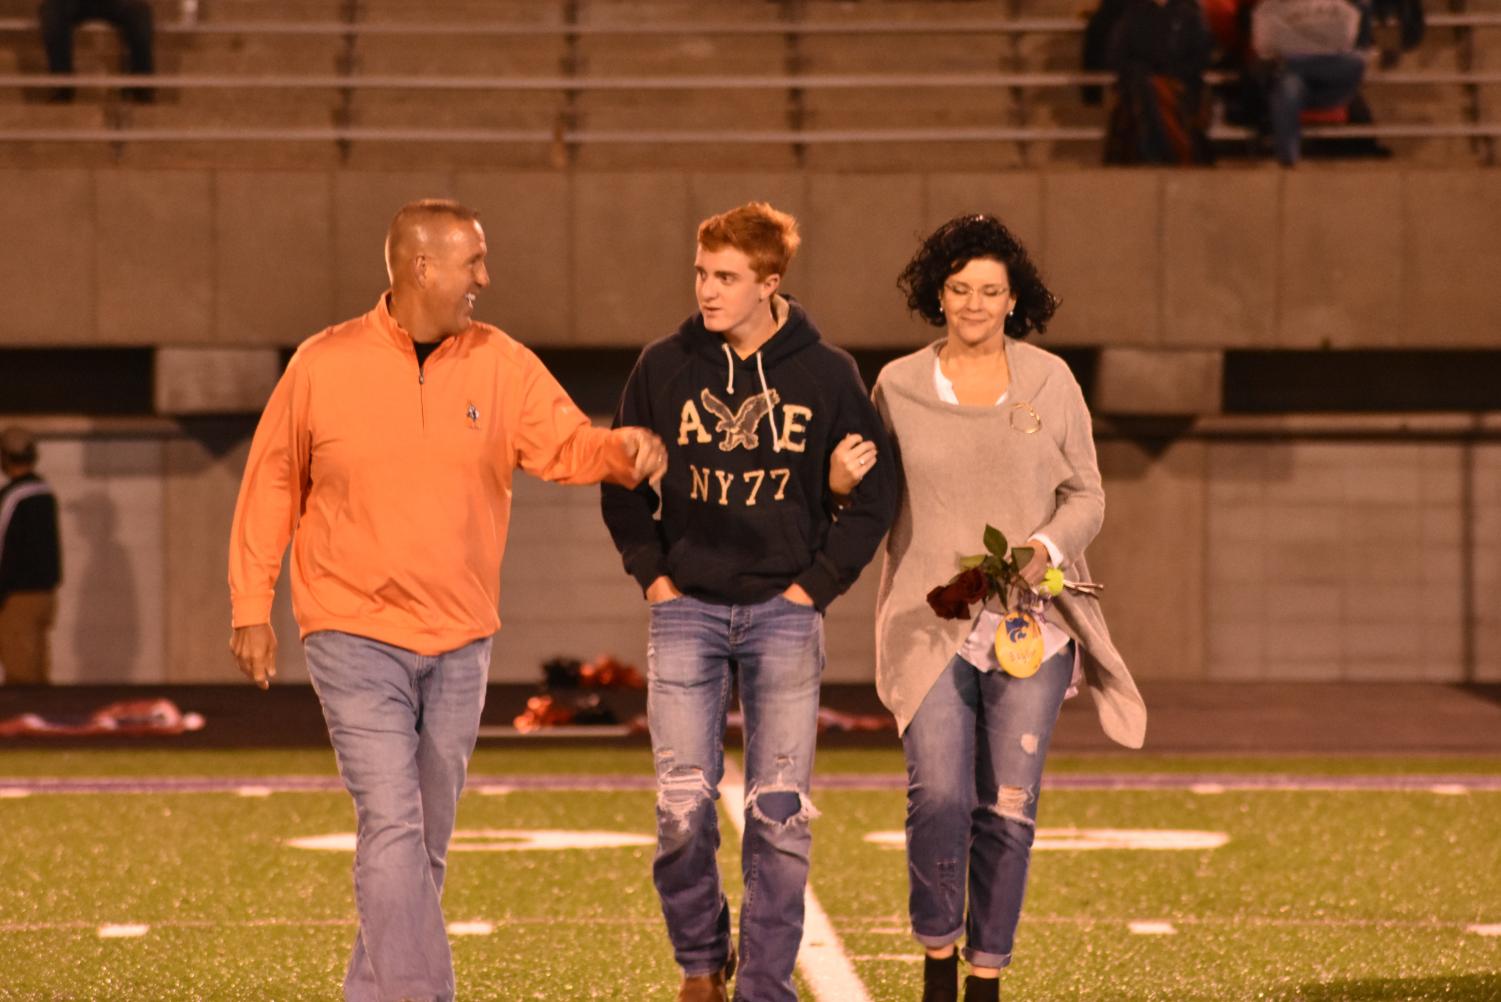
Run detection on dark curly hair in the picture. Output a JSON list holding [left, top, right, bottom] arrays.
[[897, 214, 1058, 338]]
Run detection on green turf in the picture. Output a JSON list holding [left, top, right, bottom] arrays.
[[1, 749, 1499, 1000], [812, 748, 1501, 777], [0, 744, 657, 779], [5, 747, 1500, 781], [812, 787, 1501, 1001]]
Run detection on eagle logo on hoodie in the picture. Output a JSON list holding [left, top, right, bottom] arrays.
[[700, 388, 781, 452]]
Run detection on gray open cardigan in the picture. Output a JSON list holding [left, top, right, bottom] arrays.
[[872, 338, 1147, 748]]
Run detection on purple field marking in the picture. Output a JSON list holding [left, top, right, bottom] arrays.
[[3, 772, 1501, 794]]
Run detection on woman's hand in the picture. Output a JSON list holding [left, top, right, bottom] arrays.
[[828, 433, 878, 498], [1018, 538, 1051, 586]]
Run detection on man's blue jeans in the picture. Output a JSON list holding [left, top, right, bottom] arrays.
[[304, 630, 491, 1002], [647, 594, 824, 1002], [1269, 53, 1367, 165], [902, 645, 1073, 970]]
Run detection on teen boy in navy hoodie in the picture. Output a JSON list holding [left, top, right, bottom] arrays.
[[602, 203, 897, 1002]]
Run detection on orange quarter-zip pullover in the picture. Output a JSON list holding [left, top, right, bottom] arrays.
[[228, 295, 637, 655]]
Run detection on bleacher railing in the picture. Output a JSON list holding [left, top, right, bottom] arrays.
[[1, 12, 1497, 151]]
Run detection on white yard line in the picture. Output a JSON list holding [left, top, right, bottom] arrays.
[[446, 921, 495, 936], [720, 759, 873, 1002], [97, 924, 149, 939], [1128, 921, 1178, 935]]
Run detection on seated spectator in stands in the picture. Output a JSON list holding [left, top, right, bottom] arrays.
[[1250, 0, 1374, 165], [38, 0, 154, 103], [1099, 0, 1216, 165]]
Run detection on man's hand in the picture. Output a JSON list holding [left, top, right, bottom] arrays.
[[230, 623, 277, 690], [828, 433, 877, 498], [1017, 538, 1050, 587], [781, 583, 816, 607], [614, 427, 668, 487], [646, 576, 682, 605]]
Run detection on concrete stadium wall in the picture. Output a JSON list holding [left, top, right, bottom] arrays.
[[12, 418, 1500, 689], [1, 167, 1498, 352], [3, 164, 1500, 692]]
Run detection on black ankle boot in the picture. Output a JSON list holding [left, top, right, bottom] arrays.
[[921, 951, 959, 1002], [963, 974, 1000, 1002]]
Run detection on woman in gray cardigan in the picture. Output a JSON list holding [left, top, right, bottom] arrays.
[[836, 215, 1146, 1002]]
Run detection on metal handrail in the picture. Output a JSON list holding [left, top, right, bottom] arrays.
[[3, 122, 1497, 144], [0, 11, 1495, 35], [5, 69, 1499, 91]]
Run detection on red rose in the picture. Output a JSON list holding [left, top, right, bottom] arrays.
[[927, 583, 968, 619], [954, 567, 989, 603]]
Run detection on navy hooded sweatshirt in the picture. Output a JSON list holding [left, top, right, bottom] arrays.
[[601, 298, 896, 611]]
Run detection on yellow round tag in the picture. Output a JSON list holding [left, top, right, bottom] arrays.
[[995, 609, 1044, 678]]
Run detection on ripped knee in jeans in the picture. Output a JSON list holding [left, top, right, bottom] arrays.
[[656, 763, 714, 833], [746, 784, 819, 828], [989, 786, 1035, 827]]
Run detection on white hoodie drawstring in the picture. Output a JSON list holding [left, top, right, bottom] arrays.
[[721, 342, 735, 394], [755, 350, 783, 452]]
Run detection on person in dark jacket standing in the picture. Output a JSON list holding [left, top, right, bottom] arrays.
[[601, 202, 897, 1002], [0, 426, 62, 685]]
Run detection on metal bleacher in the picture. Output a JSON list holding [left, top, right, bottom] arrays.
[[0, 0, 1497, 169]]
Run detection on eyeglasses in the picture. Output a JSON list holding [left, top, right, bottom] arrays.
[[943, 282, 1010, 302]]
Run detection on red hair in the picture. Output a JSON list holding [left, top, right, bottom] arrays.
[[696, 202, 801, 280]]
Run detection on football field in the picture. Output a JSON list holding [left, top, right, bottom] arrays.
[[1, 746, 1499, 1001]]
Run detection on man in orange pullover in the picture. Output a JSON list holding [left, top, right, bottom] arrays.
[[228, 199, 665, 1002]]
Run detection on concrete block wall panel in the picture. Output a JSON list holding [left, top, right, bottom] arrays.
[[1204, 440, 1470, 682], [570, 172, 695, 345], [95, 169, 214, 344], [154, 348, 282, 415], [215, 171, 336, 345], [1089, 438, 1209, 680], [1095, 348, 1223, 415], [13, 420, 1501, 685], [1476, 444, 1501, 683], [1278, 171, 1404, 348], [1403, 170, 1501, 346], [162, 430, 243, 683], [574, 143, 803, 172], [801, 173, 930, 347], [40, 437, 167, 684], [331, 171, 457, 321], [0, 169, 96, 344], [923, 173, 1045, 253], [688, 173, 810, 230], [453, 172, 573, 344], [493, 467, 654, 683], [116, 140, 343, 174], [5, 167, 1501, 350], [1162, 170, 1279, 349], [801, 144, 1028, 173], [1041, 170, 1161, 347], [823, 563, 880, 684]]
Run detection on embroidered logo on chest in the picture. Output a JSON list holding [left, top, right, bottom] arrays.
[[698, 389, 779, 452]]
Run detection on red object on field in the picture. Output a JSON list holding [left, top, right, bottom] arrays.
[[0, 698, 205, 737], [512, 694, 576, 733], [577, 655, 645, 690]]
